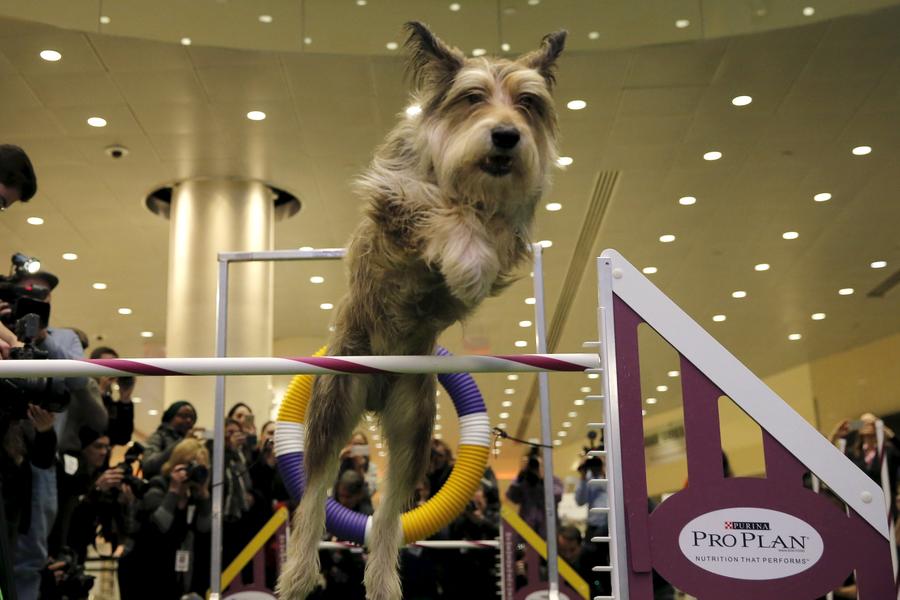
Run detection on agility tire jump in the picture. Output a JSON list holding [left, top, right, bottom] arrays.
[[275, 346, 491, 545]]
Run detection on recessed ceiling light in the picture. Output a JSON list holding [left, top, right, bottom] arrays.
[[558, 431, 567, 437], [668, 370, 679, 378], [246, 110, 266, 121], [553, 439, 562, 446], [356, 0, 367, 4], [525, 297, 536, 305], [782, 231, 799, 240], [386, 42, 399, 50], [39, 50, 62, 62], [675, 19, 690, 28], [92, 282, 107, 290], [320, 303, 334, 310], [568, 411, 577, 417], [148, 409, 159, 416], [379, 450, 388, 456], [580, 386, 591, 393], [405, 105, 422, 117], [703, 151, 722, 161], [26, 217, 44, 225], [754, 263, 770, 271], [545, 202, 562, 212], [557, 156, 574, 167], [502, 400, 512, 407], [99, 15, 111, 24], [434, 424, 443, 431], [642, 267, 658, 274], [507, 374, 519, 381], [118, 307, 133, 315], [788, 333, 802, 341], [299, 246, 314, 251], [501, 43, 511, 52], [538, 240, 553, 248], [309, 276, 324, 284], [566, 100, 587, 111], [646, 397, 658, 405], [851, 145, 871, 156], [574, 399, 585, 406], [587, 373, 600, 379], [87, 117, 107, 127], [712, 314, 727, 322], [519, 320, 532, 328], [562, 421, 572, 428], [732, 290, 747, 299], [813, 192, 831, 202], [504, 388, 515, 395], [811, 312, 826, 321], [731, 95, 752, 107], [472, 48, 487, 57], [140, 331, 154, 338], [61, 252, 78, 261], [303, 37, 313, 45], [132, 397, 142, 404], [642, 409, 647, 416], [802, 6, 815, 16], [497, 423, 507, 430], [588, 31, 600, 40], [678, 196, 696, 206], [449, 3, 461, 11], [871, 260, 887, 269], [499, 412, 510, 419], [258, 14, 273, 23], [375, 442, 383, 449], [656, 385, 668, 392], [659, 234, 676, 243], [180, 37, 192, 46], [514, 340, 528, 348], [528, 0, 540, 5], [838, 288, 854, 296]]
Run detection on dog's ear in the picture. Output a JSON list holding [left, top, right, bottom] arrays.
[[521, 30, 567, 88], [404, 21, 465, 93]]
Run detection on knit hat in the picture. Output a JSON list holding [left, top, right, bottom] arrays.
[[162, 400, 196, 424], [78, 425, 106, 450]]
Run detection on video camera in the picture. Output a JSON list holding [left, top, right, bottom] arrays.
[[0, 252, 69, 420], [578, 430, 605, 475]]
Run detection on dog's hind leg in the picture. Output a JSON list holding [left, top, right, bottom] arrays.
[[363, 373, 436, 600], [277, 372, 368, 599]]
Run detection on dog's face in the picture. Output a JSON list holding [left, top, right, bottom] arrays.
[[405, 22, 566, 213]]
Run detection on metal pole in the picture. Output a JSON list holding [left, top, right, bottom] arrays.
[[209, 257, 229, 599], [532, 243, 560, 599], [597, 255, 629, 599]]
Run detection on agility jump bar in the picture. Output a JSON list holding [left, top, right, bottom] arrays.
[[0, 353, 600, 378]]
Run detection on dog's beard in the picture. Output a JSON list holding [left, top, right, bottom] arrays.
[[430, 120, 546, 207]]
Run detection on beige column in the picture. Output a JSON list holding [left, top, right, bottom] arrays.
[[164, 178, 274, 428]]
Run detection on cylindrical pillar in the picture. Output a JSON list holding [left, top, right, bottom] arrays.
[[164, 178, 275, 427]]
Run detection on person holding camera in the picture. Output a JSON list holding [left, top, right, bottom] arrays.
[[89, 347, 135, 447], [337, 430, 378, 496], [119, 437, 211, 599], [575, 436, 609, 596], [505, 447, 563, 538], [142, 400, 198, 478]]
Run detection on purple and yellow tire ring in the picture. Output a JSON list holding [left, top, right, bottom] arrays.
[[275, 346, 491, 545]]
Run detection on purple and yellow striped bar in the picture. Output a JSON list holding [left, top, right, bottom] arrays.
[[0, 353, 600, 378]]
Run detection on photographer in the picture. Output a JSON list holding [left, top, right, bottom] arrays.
[[89, 346, 135, 446], [119, 438, 211, 599], [142, 400, 197, 478], [575, 431, 609, 596], [505, 447, 563, 538]]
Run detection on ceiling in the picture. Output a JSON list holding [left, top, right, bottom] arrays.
[[0, 1, 898, 479]]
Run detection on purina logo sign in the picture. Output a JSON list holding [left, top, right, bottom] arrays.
[[678, 507, 824, 580]]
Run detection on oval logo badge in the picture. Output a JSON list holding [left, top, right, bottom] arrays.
[[678, 507, 824, 580]]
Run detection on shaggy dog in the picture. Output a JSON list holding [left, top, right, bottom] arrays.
[[278, 21, 565, 600]]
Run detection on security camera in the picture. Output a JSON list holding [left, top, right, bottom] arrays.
[[105, 145, 129, 159]]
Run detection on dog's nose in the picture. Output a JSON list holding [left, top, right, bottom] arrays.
[[491, 127, 520, 150]]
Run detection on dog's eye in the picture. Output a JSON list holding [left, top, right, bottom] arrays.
[[517, 94, 543, 114], [464, 93, 485, 105]]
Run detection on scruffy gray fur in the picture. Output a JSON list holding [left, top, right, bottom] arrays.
[[278, 21, 565, 600]]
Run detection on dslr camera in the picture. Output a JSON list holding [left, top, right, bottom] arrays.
[[43, 547, 95, 600], [0, 253, 69, 419]]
